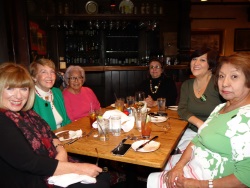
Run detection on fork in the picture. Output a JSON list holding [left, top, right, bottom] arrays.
[[95, 148, 99, 166], [95, 148, 108, 172]]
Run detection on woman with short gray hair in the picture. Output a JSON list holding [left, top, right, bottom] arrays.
[[63, 65, 100, 121]]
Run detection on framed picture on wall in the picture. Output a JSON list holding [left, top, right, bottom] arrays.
[[234, 28, 250, 51], [191, 29, 224, 55]]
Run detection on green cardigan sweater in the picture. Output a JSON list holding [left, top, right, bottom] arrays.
[[33, 87, 71, 130]]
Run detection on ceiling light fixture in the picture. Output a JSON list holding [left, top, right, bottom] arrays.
[[201, 0, 207, 1]]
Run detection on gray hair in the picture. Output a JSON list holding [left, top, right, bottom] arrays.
[[64, 65, 85, 85]]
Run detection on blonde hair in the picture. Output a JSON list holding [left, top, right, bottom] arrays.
[[29, 58, 56, 78], [0, 63, 35, 111]]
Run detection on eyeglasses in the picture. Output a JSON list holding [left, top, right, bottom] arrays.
[[68, 76, 84, 81], [149, 65, 162, 69]]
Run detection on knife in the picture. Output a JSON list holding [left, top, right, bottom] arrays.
[[111, 138, 127, 152], [136, 136, 158, 151], [86, 129, 95, 137]]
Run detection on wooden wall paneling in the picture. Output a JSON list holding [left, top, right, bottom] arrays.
[[85, 71, 105, 107], [104, 70, 148, 107], [119, 71, 128, 98], [104, 71, 114, 107]]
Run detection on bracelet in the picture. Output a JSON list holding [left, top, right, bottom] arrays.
[[55, 144, 64, 148], [208, 180, 213, 188]]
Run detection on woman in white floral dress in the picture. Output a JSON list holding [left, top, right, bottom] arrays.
[[147, 52, 250, 188]]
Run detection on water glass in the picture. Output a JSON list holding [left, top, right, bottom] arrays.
[[157, 98, 166, 113], [97, 118, 109, 141], [141, 115, 152, 139], [111, 115, 121, 136], [126, 96, 135, 107]]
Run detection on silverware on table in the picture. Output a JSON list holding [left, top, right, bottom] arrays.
[[135, 136, 158, 151], [64, 137, 81, 145], [111, 138, 127, 152], [86, 129, 95, 137]]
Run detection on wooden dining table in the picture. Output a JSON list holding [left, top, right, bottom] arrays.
[[54, 107, 188, 170]]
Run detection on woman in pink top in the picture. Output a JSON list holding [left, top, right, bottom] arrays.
[[63, 66, 100, 121]]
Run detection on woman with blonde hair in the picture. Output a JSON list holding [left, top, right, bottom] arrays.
[[0, 62, 109, 187], [30, 58, 71, 130]]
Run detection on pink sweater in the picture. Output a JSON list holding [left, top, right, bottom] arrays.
[[63, 87, 100, 121]]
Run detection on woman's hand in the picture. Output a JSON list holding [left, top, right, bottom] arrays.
[[77, 163, 102, 177], [164, 165, 184, 188], [174, 176, 204, 188], [145, 95, 157, 107]]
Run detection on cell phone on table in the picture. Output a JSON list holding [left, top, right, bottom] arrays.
[[111, 144, 131, 156]]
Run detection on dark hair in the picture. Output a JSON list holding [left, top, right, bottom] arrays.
[[191, 47, 219, 73], [215, 52, 250, 88], [148, 58, 164, 68]]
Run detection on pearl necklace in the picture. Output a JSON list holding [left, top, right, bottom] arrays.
[[150, 80, 161, 94]]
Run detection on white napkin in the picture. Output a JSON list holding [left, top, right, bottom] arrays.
[[103, 109, 134, 132], [58, 129, 83, 141], [48, 173, 96, 187]]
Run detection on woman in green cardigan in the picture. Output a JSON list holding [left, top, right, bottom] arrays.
[[30, 58, 71, 130]]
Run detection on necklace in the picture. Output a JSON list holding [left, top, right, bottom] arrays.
[[150, 80, 161, 94], [35, 88, 54, 108]]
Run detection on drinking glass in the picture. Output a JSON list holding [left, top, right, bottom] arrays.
[[115, 98, 125, 111], [141, 115, 152, 139], [126, 96, 135, 108], [135, 91, 145, 109], [89, 110, 97, 128], [157, 98, 166, 113], [134, 110, 147, 132], [111, 115, 121, 136], [97, 117, 109, 141]]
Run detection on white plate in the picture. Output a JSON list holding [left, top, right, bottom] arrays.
[[168, 106, 178, 111], [55, 130, 82, 141], [132, 140, 160, 152], [150, 116, 167, 123]]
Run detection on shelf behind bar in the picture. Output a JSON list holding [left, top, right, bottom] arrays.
[[81, 65, 189, 72], [32, 14, 167, 21]]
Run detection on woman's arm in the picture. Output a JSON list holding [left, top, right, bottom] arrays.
[[178, 80, 203, 128], [187, 116, 204, 128], [165, 143, 194, 187], [53, 138, 68, 162], [175, 174, 247, 188], [53, 161, 102, 177], [145, 95, 157, 107]]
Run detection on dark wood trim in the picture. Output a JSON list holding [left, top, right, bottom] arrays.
[[3, 0, 30, 67], [192, 2, 250, 5], [81, 65, 189, 72]]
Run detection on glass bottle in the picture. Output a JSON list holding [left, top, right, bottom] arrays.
[[141, 3, 145, 14], [146, 3, 150, 14]]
